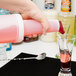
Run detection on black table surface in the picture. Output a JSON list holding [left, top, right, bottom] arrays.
[[0, 53, 76, 76]]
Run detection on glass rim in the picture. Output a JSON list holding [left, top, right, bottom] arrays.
[[57, 34, 76, 40]]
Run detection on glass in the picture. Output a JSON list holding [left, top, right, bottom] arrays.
[[0, 43, 7, 61], [58, 12, 75, 35], [57, 34, 76, 76], [56, 12, 75, 59]]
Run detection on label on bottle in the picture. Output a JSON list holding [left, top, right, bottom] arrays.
[[61, 0, 71, 12], [45, 0, 55, 9]]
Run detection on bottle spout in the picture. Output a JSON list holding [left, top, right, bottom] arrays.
[[59, 21, 65, 34]]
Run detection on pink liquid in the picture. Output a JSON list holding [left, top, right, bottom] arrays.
[[0, 25, 18, 43], [24, 20, 65, 36], [60, 49, 71, 69], [0, 14, 65, 43]]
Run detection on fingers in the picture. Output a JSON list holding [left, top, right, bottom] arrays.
[[40, 18, 49, 34], [32, 34, 37, 38], [27, 34, 38, 38], [29, 11, 49, 34], [21, 1, 49, 35], [21, 13, 32, 20], [21, 14, 28, 20]]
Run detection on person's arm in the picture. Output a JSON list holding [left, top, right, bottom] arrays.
[[0, 0, 31, 13], [0, 0, 49, 34]]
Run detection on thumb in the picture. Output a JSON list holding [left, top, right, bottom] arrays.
[[21, 13, 31, 20]]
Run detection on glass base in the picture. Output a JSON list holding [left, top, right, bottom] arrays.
[[60, 68, 71, 73], [58, 71, 72, 76]]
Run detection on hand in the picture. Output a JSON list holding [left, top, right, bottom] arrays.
[[21, 0, 49, 36], [0, 0, 49, 38]]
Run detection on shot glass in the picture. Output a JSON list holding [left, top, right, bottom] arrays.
[[57, 34, 76, 75]]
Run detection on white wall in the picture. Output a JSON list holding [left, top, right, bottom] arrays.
[[54, 0, 61, 12], [32, 0, 76, 15], [71, 0, 76, 15], [32, 0, 45, 10]]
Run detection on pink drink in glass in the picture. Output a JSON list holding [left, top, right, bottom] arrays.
[[60, 49, 72, 73]]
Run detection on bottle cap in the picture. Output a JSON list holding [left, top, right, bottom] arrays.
[[59, 21, 65, 34]]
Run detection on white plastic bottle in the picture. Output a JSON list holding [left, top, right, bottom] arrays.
[[0, 14, 64, 43]]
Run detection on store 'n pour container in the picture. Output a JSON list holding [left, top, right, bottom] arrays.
[[0, 14, 64, 43]]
